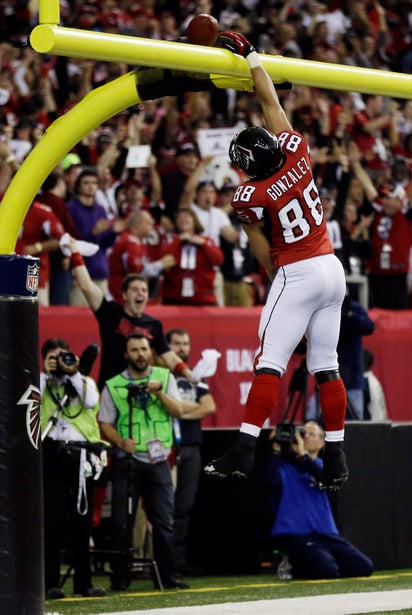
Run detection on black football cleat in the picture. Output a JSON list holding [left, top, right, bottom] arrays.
[[204, 433, 256, 479], [320, 441, 349, 491]]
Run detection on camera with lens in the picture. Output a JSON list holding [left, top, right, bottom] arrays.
[[52, 351, 77, 376], [273, 423, 306, 455], [274, 423, 305, 444], [60, 351, 76, 367], [127, 382, 148, 401]]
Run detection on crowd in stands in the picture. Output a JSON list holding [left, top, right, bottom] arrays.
[[2, 0, 412, 309]]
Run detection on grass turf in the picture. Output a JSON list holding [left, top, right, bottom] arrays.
[[45, 569, 412, 614]]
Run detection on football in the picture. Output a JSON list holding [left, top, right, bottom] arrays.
[[186, 14, 219, 47]]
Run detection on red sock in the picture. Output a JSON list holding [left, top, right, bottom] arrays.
[[243, 374, 280, 428], [319, 378, 346, 432]]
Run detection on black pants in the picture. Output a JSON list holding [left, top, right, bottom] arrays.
[[174, 445, 202, 570], [274, 532, 374, 579], [43, 439, 95, 594], [109, 454, 176, 587]]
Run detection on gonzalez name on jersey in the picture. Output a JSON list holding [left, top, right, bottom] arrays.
[[231, 130, 333, 268]]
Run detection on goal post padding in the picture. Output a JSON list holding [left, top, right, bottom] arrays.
[[0, 255, 44, 614]]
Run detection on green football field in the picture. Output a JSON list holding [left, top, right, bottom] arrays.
[[44, 569, 412, 615]]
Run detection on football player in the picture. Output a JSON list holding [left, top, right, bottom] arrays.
[[204, 31, 348, 491]]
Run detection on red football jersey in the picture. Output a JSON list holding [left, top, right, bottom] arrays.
[[160, 235, 224, 305], [366, 204, 412, 275], [16, 201, 65, 288], [231, 130, 333, 268], [108, 231, 146, 303]]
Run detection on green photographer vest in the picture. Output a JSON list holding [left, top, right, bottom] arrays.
[[41, 378, 103, 443], [106, 367, 173, 452]]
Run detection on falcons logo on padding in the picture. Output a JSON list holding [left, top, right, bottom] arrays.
[[17, 384, 41, 450], [234, 145, 255, 171]]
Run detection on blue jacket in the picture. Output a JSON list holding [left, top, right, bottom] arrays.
[[267, 452, 338, 536]]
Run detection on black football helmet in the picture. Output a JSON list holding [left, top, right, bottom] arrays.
[[229, 127, 285, 179]]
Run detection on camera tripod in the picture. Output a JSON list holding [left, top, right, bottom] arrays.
[[280, 357, 359, 424], [278, 357, 310, 425]]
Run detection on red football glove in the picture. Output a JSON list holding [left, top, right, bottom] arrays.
[[219, 31, 256, 57]]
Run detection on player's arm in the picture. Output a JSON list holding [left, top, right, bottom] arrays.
[[241, 221, 276, 281], [250, 65, 292, 134], [220, 31, 292, 134]]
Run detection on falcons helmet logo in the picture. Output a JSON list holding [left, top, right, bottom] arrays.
[[17, 384, 41, 450], [232, 144, 255, 172]]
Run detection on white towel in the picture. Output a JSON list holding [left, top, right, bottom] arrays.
[[192, 349, 222, 379], [60, 232, 99, 257]]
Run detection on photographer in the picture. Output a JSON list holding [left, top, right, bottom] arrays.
[[40, 338, 107, 600], [99, 333, 189, 591], [266, 421, 373, 580]]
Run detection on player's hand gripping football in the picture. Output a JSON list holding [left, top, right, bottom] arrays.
[[219, 31, 256, 58]]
